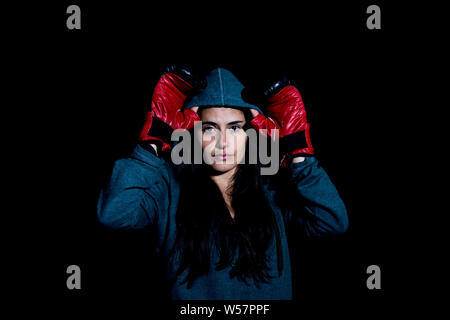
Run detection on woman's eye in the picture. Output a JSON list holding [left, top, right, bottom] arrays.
[[229, 125, 241, 131], [202, 126, 215, 133]]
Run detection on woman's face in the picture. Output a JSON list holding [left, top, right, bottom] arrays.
[[197, 107, 248, 173]]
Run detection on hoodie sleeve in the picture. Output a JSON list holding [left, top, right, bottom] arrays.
[[284, 157, 349, 237], [97, 144, 171, 229]]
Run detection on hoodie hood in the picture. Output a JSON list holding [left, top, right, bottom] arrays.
[[183, 67, 263, 114]]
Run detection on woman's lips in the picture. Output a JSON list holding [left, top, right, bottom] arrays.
[[214, 154, 233, 160]]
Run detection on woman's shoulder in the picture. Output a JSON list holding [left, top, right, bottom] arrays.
[[130, 144, 167, 168], [109, 144, 180, 187]]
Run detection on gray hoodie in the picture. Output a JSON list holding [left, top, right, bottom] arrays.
[[184, 67, 263, 114], [96, 67, 348, 299]]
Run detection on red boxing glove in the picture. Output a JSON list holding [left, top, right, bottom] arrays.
[[263, 80, 314, 161], [249, 112, 281, 137], [139, 66, 205, 152]]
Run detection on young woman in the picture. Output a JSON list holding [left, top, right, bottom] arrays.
[[97, 66, 348, 300]]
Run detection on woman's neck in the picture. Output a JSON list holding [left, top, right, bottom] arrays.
[[210, 167, 237, 219]]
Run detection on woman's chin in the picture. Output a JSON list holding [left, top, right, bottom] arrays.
[[209, 163, 237, 173]]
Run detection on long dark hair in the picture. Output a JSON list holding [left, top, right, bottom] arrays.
[[168, 107, 283, 289]]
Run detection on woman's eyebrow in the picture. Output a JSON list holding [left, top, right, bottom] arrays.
[[201, 121, 218, 126], [201, 120, 244, 126], [227, 120, 244, 125]]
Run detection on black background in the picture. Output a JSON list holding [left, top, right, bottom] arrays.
[[9, 0, 425, 317]]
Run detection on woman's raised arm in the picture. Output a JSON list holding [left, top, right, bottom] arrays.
[[286, 156, 348, 237], [97, 144, 170, 229]]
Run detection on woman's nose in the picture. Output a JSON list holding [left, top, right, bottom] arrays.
[[215, 130, 228, 149]]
